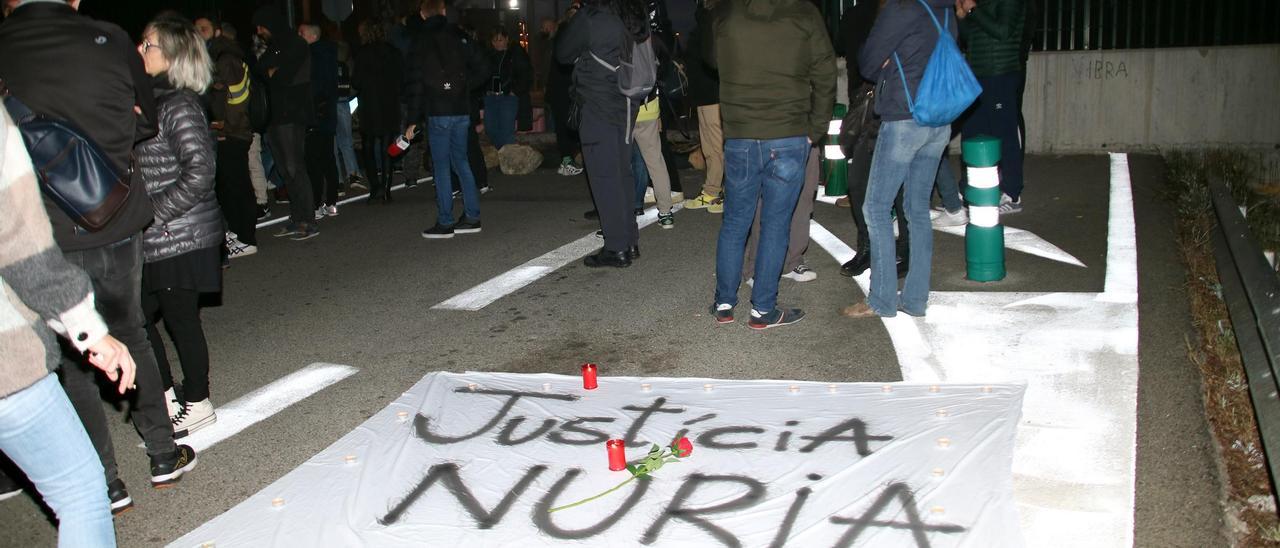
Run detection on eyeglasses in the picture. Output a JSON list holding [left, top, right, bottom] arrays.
[[142, 40, 160, 53]]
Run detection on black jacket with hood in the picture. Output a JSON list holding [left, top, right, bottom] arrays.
[[858, 0, 959, 123], [555, 4, 642, 129], [252, 6, 314, 127], [0, 1, 157, 251], [208, 35, 252, 141], [403, 15, 488, 122]]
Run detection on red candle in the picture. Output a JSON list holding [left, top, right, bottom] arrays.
[[606, 439, 626, 471], [581, 363, 598, 390]]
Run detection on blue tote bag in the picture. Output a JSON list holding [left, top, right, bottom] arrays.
[[892, 0, 982, 127]]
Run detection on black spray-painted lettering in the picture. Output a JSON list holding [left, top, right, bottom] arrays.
[[414, 389, 577, 444], [621, 398, 686, 448], [497, 416, 558, 445], [640, 474, 766, 547], [380, 463, 547, 528], [547, 417, 616, 445], [532, 468, 652, 539], [767, 487, 812, 548], [696, 426, 766, 450], [828, 482, 966, 547], [798, 418, 893, 456]]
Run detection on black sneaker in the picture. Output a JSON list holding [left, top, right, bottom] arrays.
[[710, 304, 734, 324], [256, 205, 271, 221], [454, 218, 482, 234], [150, 444, 198, 488], [274, 223, 304, 238], [422, 223, 455, 239], [747, 308, 806, 330], [0, 469, 21, 502], [108, 478, 133, 515], [291, 223, 320, 241]]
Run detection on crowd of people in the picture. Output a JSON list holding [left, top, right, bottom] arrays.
[[0, 0, 1029, 543]]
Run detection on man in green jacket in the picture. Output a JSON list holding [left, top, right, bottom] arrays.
[[959, 0, 1027, 213], [707, 0, 836, 329]]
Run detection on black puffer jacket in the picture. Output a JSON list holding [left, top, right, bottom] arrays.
[[137, 81, 223, 263]]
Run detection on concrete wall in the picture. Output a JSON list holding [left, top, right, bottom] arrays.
[[1022, 45, 1280, 153]]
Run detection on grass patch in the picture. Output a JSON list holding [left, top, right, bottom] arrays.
[[1163, 148, 1280, 545]]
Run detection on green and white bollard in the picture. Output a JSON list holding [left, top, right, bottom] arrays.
[[962, 136, 1005, 282], [823, 103, 849, 197]]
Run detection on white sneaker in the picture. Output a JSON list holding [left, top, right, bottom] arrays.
[[325, 204, 338, 217], [314, 206, 326, 220], [163, 387, 181, 419], [171, 399, 216, 438], [226, 235, 257, 259], [782, 264, 817, 282], [998, 194, 1023, 214], [931, 208, 968, 227]]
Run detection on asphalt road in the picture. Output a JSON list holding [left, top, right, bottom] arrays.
[[3, 154, 1226, 547]]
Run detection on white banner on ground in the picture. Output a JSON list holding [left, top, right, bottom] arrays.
[[174, 372, 1026, 547]]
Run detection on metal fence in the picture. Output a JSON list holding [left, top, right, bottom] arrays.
[[1032, 0, 1280, 51]]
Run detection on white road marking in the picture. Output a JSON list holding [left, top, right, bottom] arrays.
[[255, 178, 432, 230], [147, 363, 358, 453], [433, 204, 682, 311], [809, 154, 1139, 548], [818, 188, 1087, 267]]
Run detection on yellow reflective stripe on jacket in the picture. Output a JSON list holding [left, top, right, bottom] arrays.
[[227, 63, 250, 105]]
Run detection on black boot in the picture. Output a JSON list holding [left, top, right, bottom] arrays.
[[841, 244, 871, 277], [584, 249, 631, 268], [366, 171, 383, 204], [626, 244, 640, 261], [382, 168, 393, 203]]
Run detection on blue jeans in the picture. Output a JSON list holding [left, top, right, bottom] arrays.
[[483, 94, 519, 149], [935, 150, 963, 212], [632, 142, 648, 210], [0, 375, 114, 547], [428, 115, 481, 226], [715, 136, 809, 314], [334, 101, 362, 178], [864, 120, 950, 316]]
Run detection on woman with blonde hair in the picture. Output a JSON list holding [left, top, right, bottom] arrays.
[[136, 15, 224, 438]]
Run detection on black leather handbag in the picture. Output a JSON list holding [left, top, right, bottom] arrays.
[[0, 79, 131, 232]]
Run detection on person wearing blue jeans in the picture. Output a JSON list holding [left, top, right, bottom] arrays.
[[713, 136, 811, 328], [845, 0, 959, 319], [421, 115, 482, 238], [856, 121, 949, 316], [334, 99, 364, 185], [483, 93, 519, 149]]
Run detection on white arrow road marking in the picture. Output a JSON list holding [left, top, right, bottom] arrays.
[[144, 363, 358, 453], [818, 188, 1087, 267], [434, 204, 683, 311], [810, 153, 1138, 548]]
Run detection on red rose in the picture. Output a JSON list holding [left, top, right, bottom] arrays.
[[675, 437, 693, 457]]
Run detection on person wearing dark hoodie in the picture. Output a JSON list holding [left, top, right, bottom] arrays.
[[252, 5, 319, 240], [352, 19, 403, 203], [545, 5, 584, 176], [841, 0, 958, 320], [556, 0, 649, 268], [706, 0, 836, 329], [205, 21, 259, 258], [300, 23, 341, 219], [484, 28, 532, 149], [403, 0, 489, 238]]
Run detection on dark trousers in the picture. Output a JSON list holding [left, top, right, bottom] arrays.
[[215, 138, 257, 245], [361, 133, 395, 176], [58, 237, 176, 484], [549, 101, 580, 159], [268, 123, 315, 223], [962, 71, 1025, 200], [848, 139, 909, 250], [305, 131, 339, 208], [467, 113, 488, 187], [143, 288, 210, 403], [579, 113, 637, 253]]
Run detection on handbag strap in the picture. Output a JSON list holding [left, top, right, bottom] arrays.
[[892, 53, 914, 113], [891, 2, 950, 114]]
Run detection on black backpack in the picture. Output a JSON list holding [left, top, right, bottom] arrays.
[[0, 79, 131, 232]]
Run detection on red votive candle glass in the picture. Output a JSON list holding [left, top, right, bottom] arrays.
[[606, 439, 626, 471], [581, 363, 598, 390]]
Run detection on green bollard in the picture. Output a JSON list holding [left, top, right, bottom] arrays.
[[962, 135, 1006, 282], [823, 103, 849, 197]]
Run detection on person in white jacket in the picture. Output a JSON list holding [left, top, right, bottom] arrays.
[[0, 106, 135, 547]]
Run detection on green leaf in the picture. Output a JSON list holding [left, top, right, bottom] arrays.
[[626, 464, 638, 476], [650, 444, 661, 454]]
